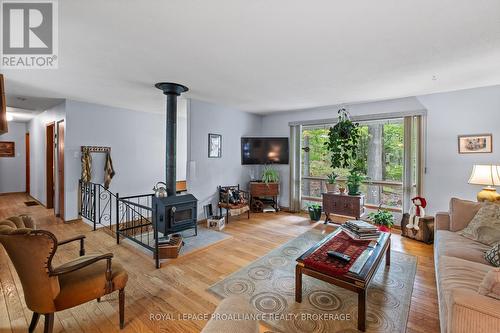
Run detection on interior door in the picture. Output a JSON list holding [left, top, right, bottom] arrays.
[[57, 120, 65, 220], [25, 132, 30, 194], [46, 123, 55, 209]]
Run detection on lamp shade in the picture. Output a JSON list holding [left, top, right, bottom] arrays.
[[468, 165, 500, 186]]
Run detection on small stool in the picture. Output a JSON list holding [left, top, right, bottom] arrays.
[[401, 214, 434, 244]]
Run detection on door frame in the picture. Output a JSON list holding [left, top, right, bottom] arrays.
[[25, 132, 30, 194], [46, 122, 55, 209], [57, 120, 65, 220]]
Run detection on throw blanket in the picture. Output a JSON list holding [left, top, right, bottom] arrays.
[[81, 149, 92, 182], [104, 152, 115, 189]]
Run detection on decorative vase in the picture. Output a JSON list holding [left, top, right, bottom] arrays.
[[347, 184, 360, 195], [308, 207, 322, 221], [325, 183, 338, 193], [338, 186, 346, 194]]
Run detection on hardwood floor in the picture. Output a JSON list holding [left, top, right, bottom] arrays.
[[0, 193, 439, 333]]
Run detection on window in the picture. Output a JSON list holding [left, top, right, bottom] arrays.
[[297, 115, 423, 214]]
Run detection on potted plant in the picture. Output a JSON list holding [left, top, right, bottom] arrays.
[[307, 202, 322, 221], [326, 173, 338, 193], [338, 182, 347, 194], [346, 169, 365, 195], [262, 165, 279, 185], [324, 109, 361, 170], [368, 208, 394, 232]]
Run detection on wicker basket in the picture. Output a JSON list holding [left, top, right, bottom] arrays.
[[155, 234, 183, 259]]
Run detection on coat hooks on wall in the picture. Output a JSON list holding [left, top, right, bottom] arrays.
[[81, 146, 111, 153]]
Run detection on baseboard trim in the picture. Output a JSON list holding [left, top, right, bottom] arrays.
[[0, 191, 26, 196]]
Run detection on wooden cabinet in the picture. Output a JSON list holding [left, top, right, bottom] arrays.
[[322, 193, 365, 222], [0, 75, 7, 135], [249, 182, 279, 212]]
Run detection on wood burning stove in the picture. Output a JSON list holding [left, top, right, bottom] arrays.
[[153, 194, 197, 236], [153, 82, 198, 237]]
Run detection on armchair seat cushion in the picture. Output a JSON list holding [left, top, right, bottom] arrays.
[[54, 255, 128, 310]]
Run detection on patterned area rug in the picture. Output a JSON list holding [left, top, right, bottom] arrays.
[[209, 229, 417, 333]]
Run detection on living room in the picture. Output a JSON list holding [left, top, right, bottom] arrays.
[[1, 1, 500, 333]]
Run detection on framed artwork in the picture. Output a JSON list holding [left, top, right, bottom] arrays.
[[208, 133, 222, 158], [458, 134, 493, 154], [0, 141, 15, 157]]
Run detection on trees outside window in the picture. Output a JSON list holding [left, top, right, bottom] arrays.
[[301, 119, 404, 210]]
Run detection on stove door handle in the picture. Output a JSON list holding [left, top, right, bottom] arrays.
[[170, 206, 176, 224]]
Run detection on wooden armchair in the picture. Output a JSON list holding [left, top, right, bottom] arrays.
[[218, 184, 250, 223], [0, 215, 128, 333]]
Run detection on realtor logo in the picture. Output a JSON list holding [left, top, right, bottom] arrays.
[[1, 0, 58, 69]]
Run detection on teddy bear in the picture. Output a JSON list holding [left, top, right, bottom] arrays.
[[406, 196, 427, 231]]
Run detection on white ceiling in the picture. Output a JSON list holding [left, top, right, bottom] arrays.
[[6, 107, 41, 123], [3, 0, 500, 114]]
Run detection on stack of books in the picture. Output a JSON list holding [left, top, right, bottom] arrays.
[[341, 220, 381, 240]]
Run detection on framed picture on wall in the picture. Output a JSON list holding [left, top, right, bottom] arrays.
[[208, 133, 222, 158], [0, 141, 15, 157], [458, 134, 493, 154]]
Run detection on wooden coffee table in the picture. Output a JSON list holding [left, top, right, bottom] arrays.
[[295, 228, 391, 332]]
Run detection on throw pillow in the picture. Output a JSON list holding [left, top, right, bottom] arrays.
[[478, 268, 500, 300], [458, 202, 500, 246], [485, 243, 500, 267], [449, 197, 482, 231]]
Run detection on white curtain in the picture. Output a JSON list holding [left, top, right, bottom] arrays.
[[289, 124, 302, 212]]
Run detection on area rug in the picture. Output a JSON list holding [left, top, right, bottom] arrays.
[[124, 226, 232, 260], [209, 229, 417, 333]]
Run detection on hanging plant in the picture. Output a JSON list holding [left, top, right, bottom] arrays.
[[324, 108, 361, 169]]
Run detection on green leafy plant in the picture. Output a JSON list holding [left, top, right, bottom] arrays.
[[261, 165, 279, 184], [346, 169, 366, 195], [306, 202, 322, 221], [307, 202, 321, 209], [326, 173, 338, 184], [368, 208, 394, 228], [324, 109, 361, 169]]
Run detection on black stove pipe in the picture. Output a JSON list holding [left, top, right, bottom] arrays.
[[155, 82, 189, 196]]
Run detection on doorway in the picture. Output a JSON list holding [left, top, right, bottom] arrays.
[[46, 123, 55, 209], [57, 120, 65, 220], [25, 132, 30, 194]]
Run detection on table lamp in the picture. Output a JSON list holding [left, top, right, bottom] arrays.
[[468, 164, 500, 202]]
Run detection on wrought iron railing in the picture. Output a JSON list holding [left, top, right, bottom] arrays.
[[79, 181, 163, 267], [79, 180, 115, 231], [116, 193, 154, 248]]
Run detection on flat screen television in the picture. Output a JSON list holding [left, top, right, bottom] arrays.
[[241, 137, 289, 165]]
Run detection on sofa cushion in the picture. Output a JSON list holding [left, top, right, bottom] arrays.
[[436, 256, 492, 333], [449, 197, 482, 231], [478, 268, 500, 300], [458, 202, 500, 245], [485, 243, 500, 267], [435, 230, 491, 265]]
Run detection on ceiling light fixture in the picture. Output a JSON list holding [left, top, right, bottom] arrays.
[[6, 113, 14, 121]]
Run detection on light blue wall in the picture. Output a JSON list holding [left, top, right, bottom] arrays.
[[64, 100, 168, 221], [27, 101, 66, 210], [0, 121, 26, 193], [417, 85, 500, 213], [187, 99, 263, 219]]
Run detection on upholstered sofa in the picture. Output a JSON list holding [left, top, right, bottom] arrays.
[[435, 198, 500, 333]]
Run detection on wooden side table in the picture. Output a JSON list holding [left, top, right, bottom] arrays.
[[322, 193, 365, 223], [249, 181, 279, 212]]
